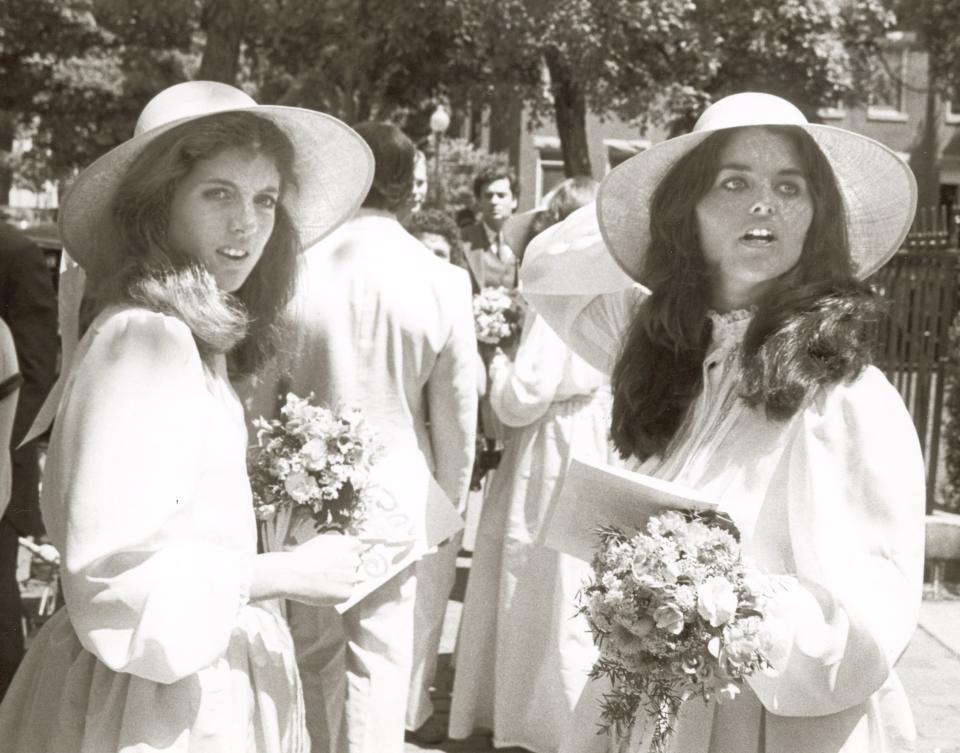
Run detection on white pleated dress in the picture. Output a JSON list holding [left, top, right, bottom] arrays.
[[449, 310, 613, 753], [521, 209, 927, 753], [0, 307, 308, 753]]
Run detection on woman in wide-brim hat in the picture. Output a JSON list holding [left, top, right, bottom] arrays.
[[522, 92, 925, 753], [0, 81, 373, 752]]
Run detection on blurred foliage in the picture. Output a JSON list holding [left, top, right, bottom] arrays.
[[0, 0, 199, 184], [0, 0, 925, 191], [894, 0, 960, 101], [453, 0, 896, 172]]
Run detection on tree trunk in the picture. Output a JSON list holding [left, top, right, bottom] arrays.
[[198, 0, 250, 85], [0, 112, 14, 204], [915, 63, 940, 212], [544, 49, 591, 177]]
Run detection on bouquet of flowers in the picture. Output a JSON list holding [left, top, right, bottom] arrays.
[[473, 285, 522, 348], [249, 393, 382, 547], [579, 510, 778, 752]]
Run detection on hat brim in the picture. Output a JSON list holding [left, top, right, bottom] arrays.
[[596, 124, 917, 282], [59, 105, 374, 269], [502, 208, 546, 258]]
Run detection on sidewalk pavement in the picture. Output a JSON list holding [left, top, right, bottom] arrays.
[[406, 562, 960, 753]]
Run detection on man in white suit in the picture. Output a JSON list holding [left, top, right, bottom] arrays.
[[269, 122, 477, 753]]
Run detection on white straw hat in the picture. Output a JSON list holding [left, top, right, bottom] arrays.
[[59, 80, 375, 269], [597, 92, 917, 281]]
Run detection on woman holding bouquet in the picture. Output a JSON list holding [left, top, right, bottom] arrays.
[[521, 93, 925, 753], [0, 81, 373, 752], [450, 177, 612, 753]]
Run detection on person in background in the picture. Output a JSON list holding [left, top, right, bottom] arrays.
[[398, 149, 429, 225], [251, 121, 477, 753], [401, 204, 478, 744], [521, 92, 924, 753], [0, 220, 57, 701], [449, 176, 611, 753], [0, 80, 369, 752], [0, 319, 19, 520], [0, 318, 20, 685], [455, 207, 476, 229], [406, 207, 465, 265], [460, 165, 519, 291]]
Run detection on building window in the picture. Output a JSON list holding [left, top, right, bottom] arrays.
[[868, 46, 909, 122], [946, 101, 960, 125], [532, 135, 566, 204]]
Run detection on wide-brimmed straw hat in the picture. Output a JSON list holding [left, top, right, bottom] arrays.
[[59, 80, 375, 270], [502, 208, 545, 260], [597, 92, 917, 281]]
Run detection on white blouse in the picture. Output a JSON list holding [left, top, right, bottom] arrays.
[[521, 206, 926, 751], [41, 307, 256, 682]]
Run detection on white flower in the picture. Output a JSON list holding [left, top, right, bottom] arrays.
[[697, 576, 738, 627], [653, 604, 685, 635], [284, 471, 319, 503], [720, 621, 762, 670], [301, 438, 329, 471], [270, 456, 292, 478]]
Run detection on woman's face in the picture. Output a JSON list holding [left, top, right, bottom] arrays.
[[695, 128, 813, 311], [167, 147, 281, 292]]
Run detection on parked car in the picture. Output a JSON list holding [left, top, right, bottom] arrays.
[[21, 221, 62, 293]]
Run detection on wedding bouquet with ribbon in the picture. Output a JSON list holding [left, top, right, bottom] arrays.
[[579, 510, 780, 752], [250, 393, 382, 549], [473, 285, 522, 349]]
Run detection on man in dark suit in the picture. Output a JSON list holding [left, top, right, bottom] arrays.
[[460, 166, 519, 291], [0, 221, 58, 699]]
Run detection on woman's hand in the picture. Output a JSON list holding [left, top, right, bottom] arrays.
[[251, 533, 363, 606]]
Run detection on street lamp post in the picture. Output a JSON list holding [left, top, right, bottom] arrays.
[[428, 104, 450, 209]]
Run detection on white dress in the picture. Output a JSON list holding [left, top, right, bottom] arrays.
[[0, 306, 308, 753], [521, 210, 927, 753], [448, 310, 613, 753]]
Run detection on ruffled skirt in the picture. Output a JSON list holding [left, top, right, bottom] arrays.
[[0, 603, 308, 753]]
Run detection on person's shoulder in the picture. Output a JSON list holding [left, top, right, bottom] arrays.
[[809, 364, 909, 422], [90, 306, 198, 370], [459, 222, 486, 247]]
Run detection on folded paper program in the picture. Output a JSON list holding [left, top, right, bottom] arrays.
[[542, 458, 717, 562]]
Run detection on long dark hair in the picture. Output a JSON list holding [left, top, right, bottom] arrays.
[[88, 110, 302, 376], [610, 125, 879, 461]]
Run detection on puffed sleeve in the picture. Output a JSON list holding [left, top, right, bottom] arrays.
[[488, 309, 568, 428], [520, 203, 647, 374], [748, 366, 926, 717], [50, 310, 254, 684]]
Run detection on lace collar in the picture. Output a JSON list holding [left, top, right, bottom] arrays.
[[707, 307, 755, 351]]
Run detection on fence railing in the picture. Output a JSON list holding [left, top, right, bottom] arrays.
[[871, 210, 959, 513]]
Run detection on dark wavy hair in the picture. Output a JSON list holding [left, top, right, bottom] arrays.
[[611, 125, 880, 461], [87, 110, 302, 377], [533, 176, 599, 234], [473, 164, 519, 201], [355, 122, 416, 214], [406, 208, 465, 265]]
